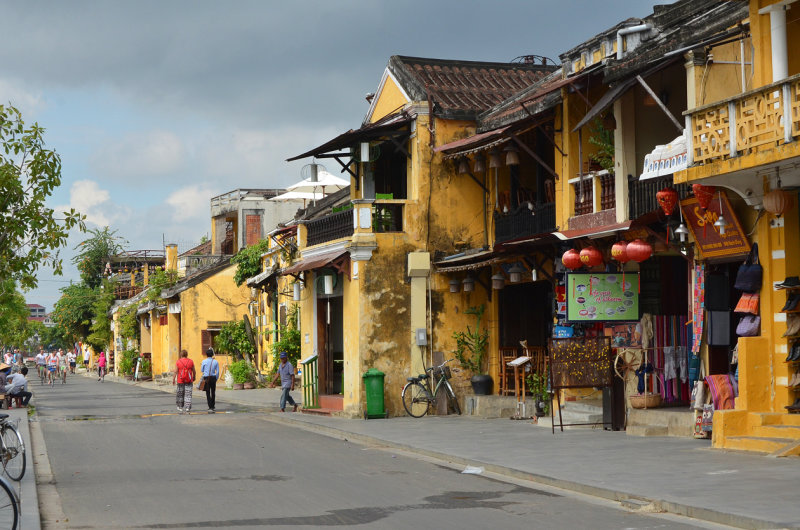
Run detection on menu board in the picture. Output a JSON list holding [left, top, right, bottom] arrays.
[[566, 273, 639, 322]]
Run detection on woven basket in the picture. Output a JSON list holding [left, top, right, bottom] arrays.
[[629, 392, 662, 409]]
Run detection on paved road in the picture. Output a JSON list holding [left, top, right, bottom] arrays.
[[33, 376, 718, 529]]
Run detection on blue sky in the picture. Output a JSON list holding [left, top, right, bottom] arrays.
[[3, 0, 654, 309]]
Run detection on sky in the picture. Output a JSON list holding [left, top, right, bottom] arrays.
[[2, 0, 654, 310]]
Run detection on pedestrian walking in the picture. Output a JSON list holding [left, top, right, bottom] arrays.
[[67, 349, 77, 374], [272, 352, 298, 412], [199, 348, 220, 413], [97, 351, 106, 382], [173, 350, 195, 413], [83, 345, 90, 369]]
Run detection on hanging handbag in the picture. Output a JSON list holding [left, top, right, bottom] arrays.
[[733, 243, 762, 293], [734, 292, 760, 315], [198, 377, 207, 391], [736, 314, 761, 337]]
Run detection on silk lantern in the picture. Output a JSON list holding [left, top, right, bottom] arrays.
[[656, 187, 679, 216], [611, 241, 630, 263], [692, 183, 715, 211], [763, 188, 792, 217], [626, 239, 653, 263], [579, 246, 603, 267], [561, 249, 582, 270]]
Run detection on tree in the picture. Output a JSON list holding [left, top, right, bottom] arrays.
[[86, 279, 116, 351], [0, 279, 29, 349], [0, 104, 85, 290], [231, 239, 269, 286], [73, 227, 126, 289], [51, 283, 96, 342]]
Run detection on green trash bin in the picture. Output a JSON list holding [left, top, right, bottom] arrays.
[[362, 368, 387, 419]]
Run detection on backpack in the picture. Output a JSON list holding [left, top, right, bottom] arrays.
[[177, 359, 193, 383]]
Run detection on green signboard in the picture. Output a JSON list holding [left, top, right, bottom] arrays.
[[566, 273, 639, 323]]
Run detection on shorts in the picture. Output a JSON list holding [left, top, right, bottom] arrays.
[[83, 360, 89, 365], [70, 362, 77, 367], [48, 366, 56, 372]]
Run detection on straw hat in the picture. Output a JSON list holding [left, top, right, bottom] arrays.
[[0, 363, 11, 371]]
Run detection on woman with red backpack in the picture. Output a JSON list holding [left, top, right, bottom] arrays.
[[172, 350, 196, 414]]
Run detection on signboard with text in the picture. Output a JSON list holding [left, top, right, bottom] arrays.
[[566, 273, 640, 323], [680, 194, 750, 259]]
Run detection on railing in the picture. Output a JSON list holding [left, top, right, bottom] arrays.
[[306, 210, 354, 246], [300, 355, 320, 409], [114, 284, 143, 300], [571, 171, 615, 216], [373, 202, 403, 233], [495, 202, 556, 243], [686, 73, 800, 166], [628, 176, 691, 220]]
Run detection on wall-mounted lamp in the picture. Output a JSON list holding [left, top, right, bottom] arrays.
[[449, 278, 461, 293], [462, 275, 475, 292], [360, 142, 370, 162], [293, 282, 301, 301], [491, 272, 505, 290], [714, 190, 727, 235], [508, 263, 524, 283], [323, 275, 334, 295]]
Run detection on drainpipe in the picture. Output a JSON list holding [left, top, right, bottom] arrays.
[[616, 24, 653, 60], [758, 1, 794, 82]]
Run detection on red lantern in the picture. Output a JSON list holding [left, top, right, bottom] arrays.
[[579, 246, 603, 267], [656, 187, 679, 216], [692, 183, 715, 211], [611, 241, 630, 263], [626, 239, 653, 263], [561, 249, 582, 270]]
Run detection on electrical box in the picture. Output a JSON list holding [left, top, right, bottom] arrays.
[[415, 328, 427, 346]]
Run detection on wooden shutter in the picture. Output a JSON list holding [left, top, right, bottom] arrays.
[[201, 330, 211, 353], [245, 215, 261, 247]]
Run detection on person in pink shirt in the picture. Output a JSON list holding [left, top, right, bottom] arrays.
[[97, 351, 107, 382]]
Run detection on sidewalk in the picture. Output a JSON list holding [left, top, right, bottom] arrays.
[[98, 373, 800, 529], [8, 407, 40, 530]]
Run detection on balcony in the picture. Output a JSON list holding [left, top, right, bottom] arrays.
[[628, 176, 691, 220], [373, 202, 403, 233], [686, 73, 800, 167], [306, 210, 354, 247], [495, 202, 556, 244], [571, 171, 615, 216]]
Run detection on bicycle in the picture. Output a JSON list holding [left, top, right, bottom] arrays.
[[402, 359, 461, 418], [0, 414, 25, 481], [0, 474, 19, 529]]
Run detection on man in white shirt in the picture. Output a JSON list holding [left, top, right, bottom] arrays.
[[67, 350, 77, 374], [5, 367, 31, 406], [35, 351, 46, 381]]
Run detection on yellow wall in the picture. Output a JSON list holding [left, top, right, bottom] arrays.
[[369, 74, 409, 124]]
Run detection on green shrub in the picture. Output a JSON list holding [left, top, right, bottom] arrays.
[[229, 359, 255, 384]]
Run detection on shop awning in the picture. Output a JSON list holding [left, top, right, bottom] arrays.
[[572, 77, 638, 132], [245, 267, 277, 288], [434, 126, 512, 158], [497, 232, 559, 247], [554, 221, 633, 240], [434, 249, 501, 273], [281, 249, 349, 275]]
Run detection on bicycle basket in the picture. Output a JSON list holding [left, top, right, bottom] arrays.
[[433, 365, 452, 380]]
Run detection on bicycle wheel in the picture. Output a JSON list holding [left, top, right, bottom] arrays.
[[0, 476, 18, 530], [1, 425, 25, 481], [444, 380, 461, 415], [402, 382, 430, 418]]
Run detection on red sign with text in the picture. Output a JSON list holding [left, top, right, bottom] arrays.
[[680, 193, 750, 259]]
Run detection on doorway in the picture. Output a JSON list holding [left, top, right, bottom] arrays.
[[317, 295, 344, 395], [499, 281, 552, 348]]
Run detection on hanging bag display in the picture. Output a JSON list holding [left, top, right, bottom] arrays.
[[736, 314, 761, 337], [734, 243, 762, 293], [733, 292, 760, 315]]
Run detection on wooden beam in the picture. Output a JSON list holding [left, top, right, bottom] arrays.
[[386, 135, 411, 159], [508, 132, 559, 180], [332, 156, 357, 179], [635, 75, 684, 133], [535, 123, 565, 157]]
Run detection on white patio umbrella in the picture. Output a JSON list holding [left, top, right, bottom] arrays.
[[286, 170, 349, 195], [270, 191, 325, 202]]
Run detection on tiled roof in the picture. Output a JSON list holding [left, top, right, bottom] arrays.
[[179, 240, 212, 257], [388, 56, 557, 120]]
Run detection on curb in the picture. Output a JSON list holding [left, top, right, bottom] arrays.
[[10, 409, 41, 530], [266, 413, 790, 530]]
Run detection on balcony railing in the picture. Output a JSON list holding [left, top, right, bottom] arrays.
[[571, 171, 615, 216], [495, 202, 556, 244], [306, 210, 354, 246], [373, 202, 403, 233], [628, 176, 691, 220], [686, 73, 800, 166]]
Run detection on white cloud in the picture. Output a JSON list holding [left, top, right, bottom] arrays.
[[165, 184, 218, 223], [89, 130, 186, 181], [0, 78, 46, 118]]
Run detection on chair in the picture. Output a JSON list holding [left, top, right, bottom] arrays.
[[523, 345, 548, 382], [498, 347, 518, 395]]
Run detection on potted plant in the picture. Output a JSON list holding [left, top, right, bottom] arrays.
[[452, 305, 491, 395], [229, 360, 253, 390], [139, 358, 152, 381], [526, 372, 550, 417], [119, 349, 138, 380]]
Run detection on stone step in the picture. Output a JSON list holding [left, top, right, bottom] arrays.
[[626, 425, 669, 437], [300, 407, 334, 416], [754, 412, 800, 426], [626, 407, 695, 437], [724, 435, 795, 454], [561, 400, 603, 414], [537, 412, 604, 429], [755, 424, 800, 440]]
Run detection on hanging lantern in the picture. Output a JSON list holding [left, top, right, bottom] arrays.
[[293, 282, 301, 301], [626, 239, 653, 263], [561, 249, 582, 270], [656, 187, 679, 216], [508, 263, 525, 283], [504, 143, 520, 166], [473, 153, 486, 173], [763, 188, 792, 217], [491, 272, 505, 290], [457, 158, 471, 175], [323, 274, 334, 295], [488, 149, 502, 169], [462, 275, 475, 292], [611, 241, 630, 263], [579, 246, 603, 267], [449, 278, 461, 293], [692, 183, 715, 211]]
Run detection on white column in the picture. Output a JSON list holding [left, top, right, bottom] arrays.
[[759, 2, 793, 82]]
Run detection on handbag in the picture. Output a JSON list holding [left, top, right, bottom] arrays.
[[734, 292, 759, 315], [733, 243, 762, 292], [198, 377, 207, 391], [736, 314, 761, 337]]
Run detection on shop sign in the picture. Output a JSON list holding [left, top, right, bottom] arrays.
[[680, 194, 750, 259], [566, 273, 640, 322]]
